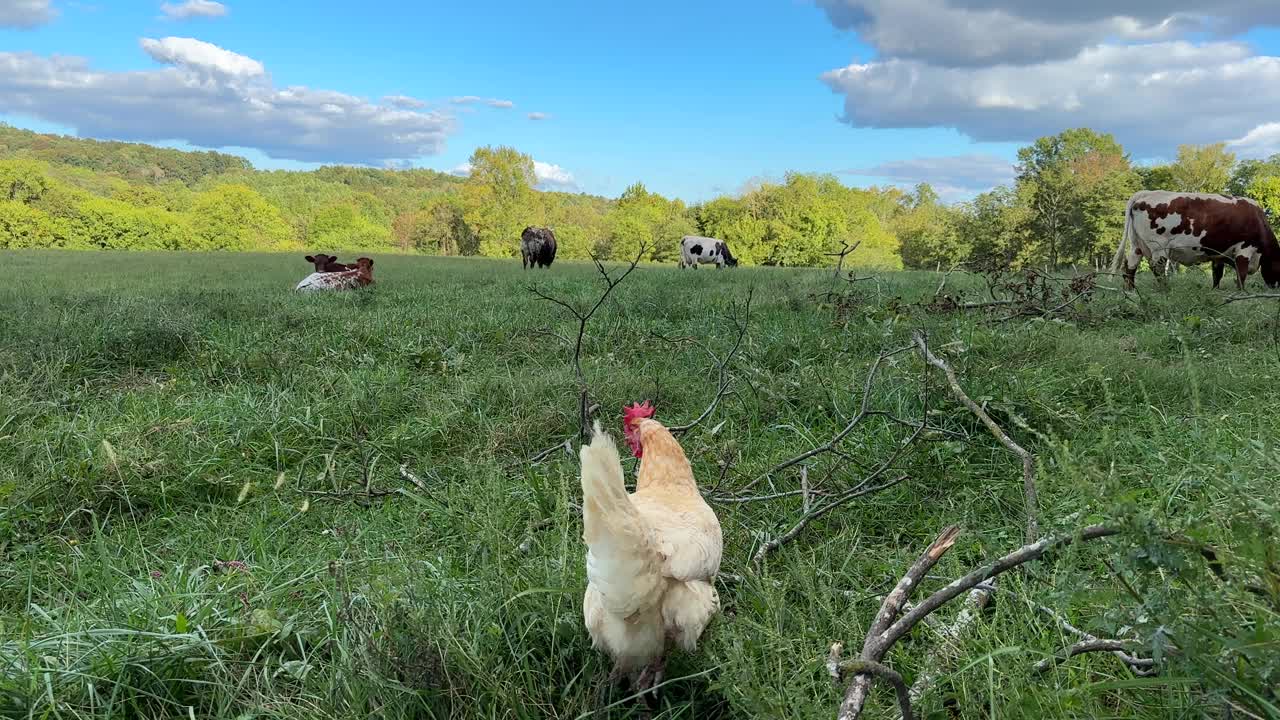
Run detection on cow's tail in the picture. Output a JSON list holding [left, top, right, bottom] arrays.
[[1111, 199, 1134, 273]]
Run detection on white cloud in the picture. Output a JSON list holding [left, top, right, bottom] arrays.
[[1229, 123, 1280, 159], [140, 36, 263, 79], [842, 154, 1015, 198], [533, 161, 576, 189], [819, 1, 1280, 159], [384, 94, 426, 109], [0, 40, 458, 165], [0, 0, 57, 28], [449, 159, 578, 190], [160, 0, 227, 20], [527, 111, 551, 121], [817, 0, 1280, 67], [449, 96, 515, 109], [823, 41, 1280, 156]]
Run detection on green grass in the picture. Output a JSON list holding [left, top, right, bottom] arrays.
[[1, 250, 1278, 719]]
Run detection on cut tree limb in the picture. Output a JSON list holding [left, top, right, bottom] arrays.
[[912, 330, 1038, 543], [835, 524, 1121, 720]]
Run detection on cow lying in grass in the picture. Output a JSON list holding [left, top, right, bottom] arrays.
[[296, 257, 374, 292], [305, 254, 355, 273]]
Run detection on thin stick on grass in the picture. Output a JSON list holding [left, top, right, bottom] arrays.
[[739, 343, 916, 494], [1033, 639, 1147, 674], [666, 287, 753, 436], [912, 330, 1038, 542]]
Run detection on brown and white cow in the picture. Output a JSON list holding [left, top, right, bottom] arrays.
[[1112, 191, 1280, 290], [296, 257, 374, 292], [304, 254, 354, 273]]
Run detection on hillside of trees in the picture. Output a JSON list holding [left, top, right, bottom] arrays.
[[1, 123, 1277, 269]]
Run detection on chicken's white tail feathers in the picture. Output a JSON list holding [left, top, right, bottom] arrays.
[[580, 422, 665, 619]]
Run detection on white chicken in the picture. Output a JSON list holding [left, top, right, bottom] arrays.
[[579, 402, 723, 696]]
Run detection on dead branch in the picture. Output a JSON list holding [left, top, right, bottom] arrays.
[[913, 330, 1038, 543], [751, 474, 910, 568], [932, 262, 967, 300], [1221, 293, 1280, 304], [1033, 639, 1146, 674], [530, 243, 648, 441], [836, 524, 1122, 720], [1035, 604, 1156, 676], [667, 287, 754, 436], [740, 343, 917, 494], [903, 584, 995, 707], [838, 526, 961, 720], [399, 463, 427, 491], [829, 651, 915, 720]]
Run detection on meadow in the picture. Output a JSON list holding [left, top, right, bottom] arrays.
[[1, 250, 1277, 719]]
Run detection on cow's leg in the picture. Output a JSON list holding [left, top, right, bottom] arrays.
[[1151, 256, 1171, 289], [1212, 260, 1225, 289], [1235, 255, 1249, 290]]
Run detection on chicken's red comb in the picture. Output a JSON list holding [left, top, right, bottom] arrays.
[[623, 400, 656, 427]]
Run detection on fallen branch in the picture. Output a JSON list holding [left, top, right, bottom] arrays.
[[399, 463, 427, 491], [829, 652, 915, 720], [1035, 604, 1156, 676], [751, 474, 910, 568], [1033, 639, 1146, 674], [897, 331, 1042, 706], [530, 243, 648, 441], [838, 526, 961, 720], [835, 524, 1122, 720], [913, 330, 1038, 542], [666, 287, 754, 436], [1221, 293, 1280, 305], [740, 343, 917, 494]]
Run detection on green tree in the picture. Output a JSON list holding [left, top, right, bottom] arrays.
[[0, 159, 51, 204], [1247, 175, 1280, 227], [895, 183, 965, 269], [188, 184, 293, 251], [1016, 128, 1135, 267], [1169, 143, 1236, 194], [462, 146, 541, 257], [1229, 154, 1280, 197], [73, 197, 185, 250], [0, 201, 70, 248], [1137, 164, 1177, 191]]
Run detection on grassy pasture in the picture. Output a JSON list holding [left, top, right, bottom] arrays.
[[1, 250, 1277, 719]]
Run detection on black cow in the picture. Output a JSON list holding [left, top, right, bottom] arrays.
[[521, 226, 558, 269]]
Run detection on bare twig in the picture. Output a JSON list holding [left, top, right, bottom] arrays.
[[913, 330, 1038, 542], [932, 262, 966, 300], [399, 463, 427, 491], [1035, 604, 1156, 676], [530, 243, 648, 441], [1033, 639, 1146, 674], [1221, 293, 1280, 305], [667, 287, 754, 436], [751, 474, 910, 568], [742, 343, 916, 493]]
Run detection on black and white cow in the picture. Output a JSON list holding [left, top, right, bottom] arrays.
[[678, 235, 738, 269]]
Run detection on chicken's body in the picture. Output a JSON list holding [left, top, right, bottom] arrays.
[[580, 417, 722, 693]]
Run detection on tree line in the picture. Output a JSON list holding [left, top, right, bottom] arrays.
[[1, 123, 1277, 269]]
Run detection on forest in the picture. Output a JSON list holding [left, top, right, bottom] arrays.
[[2, 123, 1278, 269]]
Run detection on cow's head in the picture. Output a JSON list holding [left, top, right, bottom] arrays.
[[305, 254, 346, 272], [1263, 257, 1280, 288]]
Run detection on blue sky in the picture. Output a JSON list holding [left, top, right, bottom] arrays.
[[2, 1, 1279, 202]]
